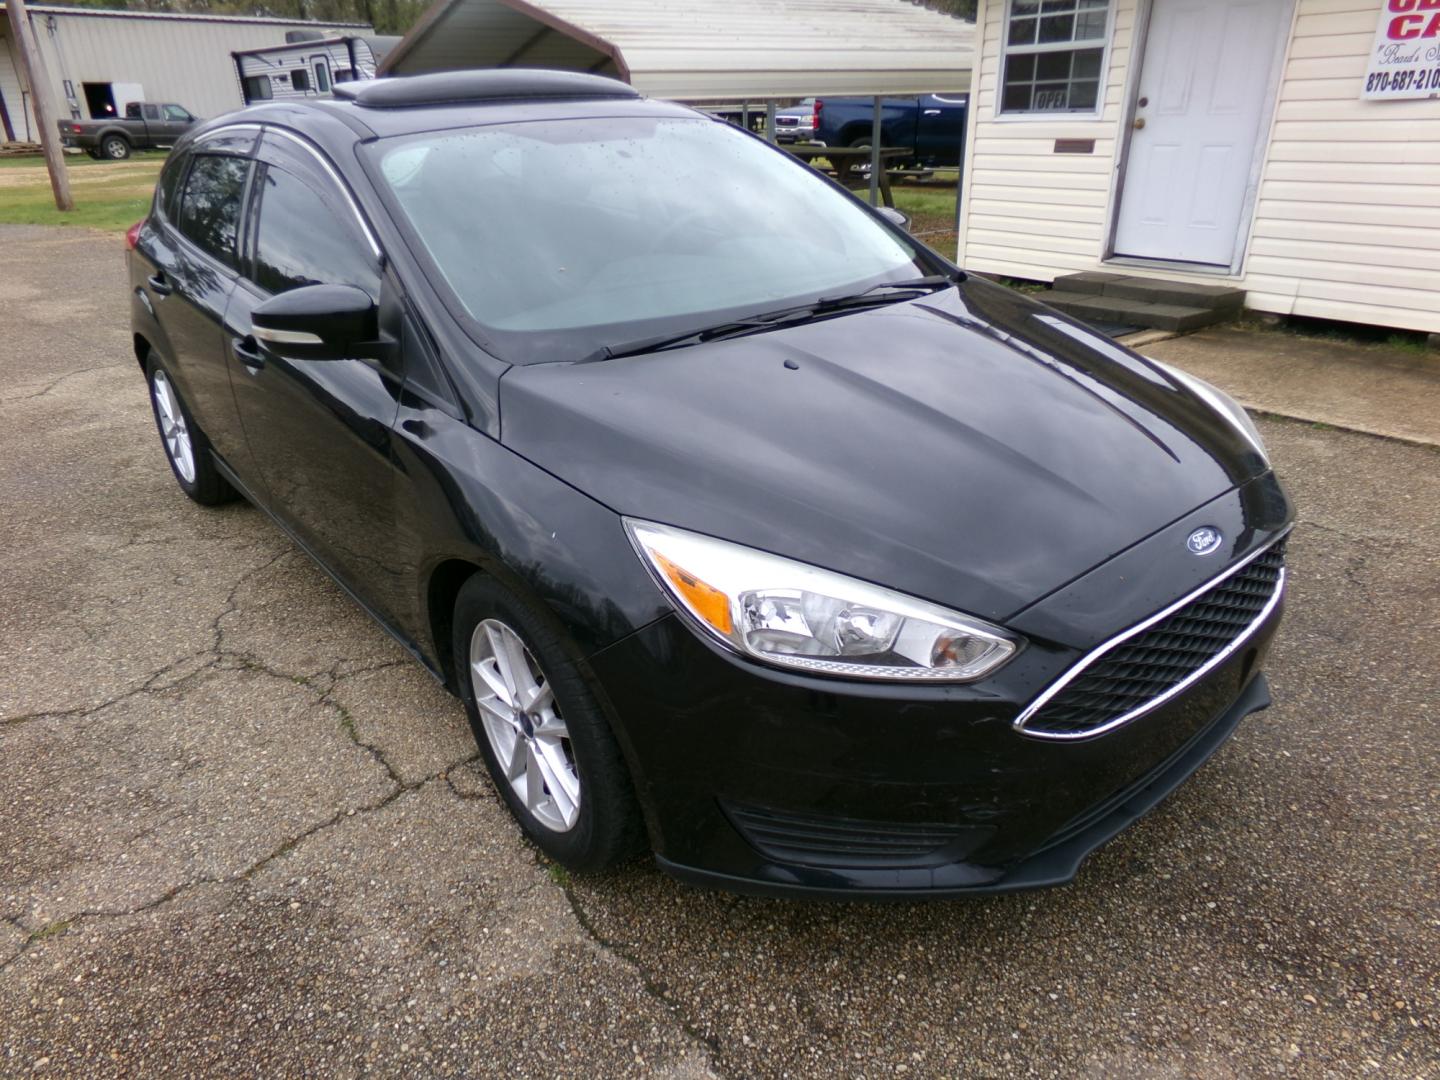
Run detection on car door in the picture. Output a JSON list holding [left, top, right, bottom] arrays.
[[161, 104, 194, 142], [914, 94, 968, 166], [148, 144, 257, 480], [139, 103, 161, 142], [223, 133, 407, 622]]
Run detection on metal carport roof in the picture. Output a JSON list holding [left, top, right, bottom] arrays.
[[379, 0, 974, 100]]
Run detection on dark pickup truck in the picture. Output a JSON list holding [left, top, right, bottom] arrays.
[[58, 102, 199, 160], [814, 94, 969, 166]]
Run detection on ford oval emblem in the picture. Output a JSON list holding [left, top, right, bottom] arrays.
[[1187, 527, 1223, 556]]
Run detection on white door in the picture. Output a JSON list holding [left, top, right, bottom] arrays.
[[111, 83, 146, 119], [1113, 0, 1288, 266]]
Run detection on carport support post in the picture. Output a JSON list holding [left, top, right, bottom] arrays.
[[4, 0, 72, 211], [765, 100, 776, 144], [869, 97, 882, 206]]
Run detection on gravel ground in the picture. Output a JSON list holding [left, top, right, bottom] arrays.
[[1, 225, 1436, 1078]]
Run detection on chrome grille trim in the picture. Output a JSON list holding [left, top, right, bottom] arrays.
[[1014, 530, 1290, 742]]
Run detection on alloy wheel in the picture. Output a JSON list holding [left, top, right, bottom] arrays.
[[150, 369, 196, 483], [469, 618, 581, 832]]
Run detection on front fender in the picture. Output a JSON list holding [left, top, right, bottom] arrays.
[[390, 396, 669, 672]]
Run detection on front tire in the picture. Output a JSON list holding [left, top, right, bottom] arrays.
[[144, 352, 235, 505], [453, 573, 643, 871], [101, 134, 131, 160]]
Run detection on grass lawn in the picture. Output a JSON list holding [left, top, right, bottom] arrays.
[[0, 149, 168, 169], [891, 184, 958, 252], [0, 154, 164, 232]]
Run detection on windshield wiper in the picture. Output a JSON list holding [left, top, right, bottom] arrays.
[[581, 275, 959, 364], [817, 272, 960, 303]]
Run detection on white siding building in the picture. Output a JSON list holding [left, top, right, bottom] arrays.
[[956, 0, 1440, 334], [0, 4, 368, 142]]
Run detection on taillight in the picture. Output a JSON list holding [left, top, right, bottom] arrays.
[[813, 99, 822, 127], [125, 218, 146, 251]]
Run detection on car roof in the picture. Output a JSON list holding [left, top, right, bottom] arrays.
[[182, 69, 701, 155]]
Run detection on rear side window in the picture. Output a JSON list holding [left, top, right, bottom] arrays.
[[154, 151, 188, 221], [176, 154, 250, 268], [142, 104, 160, 121], [251, 164, 378, 296]]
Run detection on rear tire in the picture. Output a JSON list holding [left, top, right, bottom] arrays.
[[144, 351, 236, 506], [101, 135, 131, 160], [453, 573, 644, 871]]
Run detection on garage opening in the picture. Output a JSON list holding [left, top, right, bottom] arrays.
[[82, 81, 117, 119]]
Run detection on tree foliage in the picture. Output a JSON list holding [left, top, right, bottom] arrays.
[[920, 0, 978, 19]]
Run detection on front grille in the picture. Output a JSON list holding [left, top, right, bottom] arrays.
[[725, 803, 966, 867], [1019, 539, 1287, 739]]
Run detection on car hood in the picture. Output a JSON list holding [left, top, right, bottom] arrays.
[[498, 277, 1267, 625]]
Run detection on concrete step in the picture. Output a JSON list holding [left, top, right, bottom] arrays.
[[1042, 291, 1231, 333], [1055, 271, 1245, 314]]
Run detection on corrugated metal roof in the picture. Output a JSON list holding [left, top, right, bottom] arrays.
[[0, 3, 368, 28], [381, 0, 974, 99]]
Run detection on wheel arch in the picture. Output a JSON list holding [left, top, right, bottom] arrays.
[[425, 556, 484, 692], [133, 332, 152, 372], [425, 550, 662, 851], [422, 550, 620, 692]]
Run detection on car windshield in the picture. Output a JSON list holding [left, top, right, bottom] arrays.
[[371, 114, 935, 361]]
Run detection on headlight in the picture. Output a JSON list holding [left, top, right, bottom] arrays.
[[1149, 357, 1269, 467], [624, 519, 1020, 682]]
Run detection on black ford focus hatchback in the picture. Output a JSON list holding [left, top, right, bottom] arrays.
[[128, 70, 1291, 897]]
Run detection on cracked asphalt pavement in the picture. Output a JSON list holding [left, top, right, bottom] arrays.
[[1, 225, 1437, 1078]]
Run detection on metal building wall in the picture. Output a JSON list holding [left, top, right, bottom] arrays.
[[0, 6, 368, 139], [0, 21, 29, 140]]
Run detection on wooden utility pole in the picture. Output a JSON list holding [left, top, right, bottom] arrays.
[[4, 0, 73, 211]]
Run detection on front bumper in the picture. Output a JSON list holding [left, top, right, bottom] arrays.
[[588, 476, 1290, 898], [660, 673, 1271, 898], [590, 591, 1280, 898]]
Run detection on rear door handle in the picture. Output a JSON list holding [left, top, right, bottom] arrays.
[[232, 336, 265, 372], [923, 109, 942, 116], [147, 272, 173, 297]]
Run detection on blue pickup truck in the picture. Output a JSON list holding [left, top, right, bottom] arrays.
[[813, 94, 969, 166]]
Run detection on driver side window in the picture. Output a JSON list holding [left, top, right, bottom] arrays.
[[250, 164, 379, 297]]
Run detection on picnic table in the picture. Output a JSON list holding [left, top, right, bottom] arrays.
[[783, 145, 912, 207]]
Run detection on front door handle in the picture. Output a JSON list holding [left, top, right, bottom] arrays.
[[923, 109, 942, 116], [232, 336, 265, 372], [147, 272, 173, 297]]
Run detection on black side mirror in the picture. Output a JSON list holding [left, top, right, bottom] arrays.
[[251, 284, 385, 361], [876, 206, 911, 233]]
